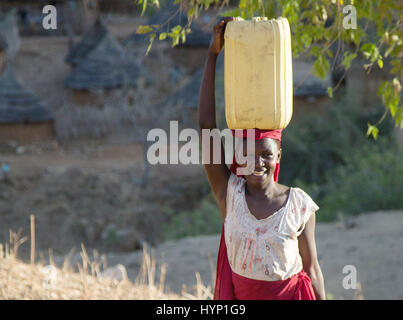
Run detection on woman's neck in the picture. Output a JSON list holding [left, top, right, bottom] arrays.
[[245, 179, 278, 198]]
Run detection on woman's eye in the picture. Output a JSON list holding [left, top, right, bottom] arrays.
[[263, 154, 273, 158]]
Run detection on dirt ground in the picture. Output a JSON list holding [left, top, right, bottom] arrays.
[[48, 210, 403, 300]]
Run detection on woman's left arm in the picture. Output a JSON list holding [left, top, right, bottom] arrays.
[[298, 213, 326, 300]]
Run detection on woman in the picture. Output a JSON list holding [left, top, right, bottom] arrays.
[[198, 17, 326, 300]]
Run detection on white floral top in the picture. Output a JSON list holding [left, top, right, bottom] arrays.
[[224, 173, 319, 281]]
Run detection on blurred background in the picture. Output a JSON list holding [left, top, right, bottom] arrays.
[[0, 0, 401, 300]]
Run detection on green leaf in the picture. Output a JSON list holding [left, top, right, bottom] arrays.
[[389, 102, 397, 117], [313, 59, 325, 79], [180, 29, 186, 44], [377, 81, 388, 96], [349, 30, 361, 46], [327, 87, 333, 98], [342, 53, 357, 69], [171, 25, 182, 34], [187, 7, 195, 20], [384, 43, 396, 58], [152, 0, 159, 8], [159, 32, 167, 40], [312, 56, 328, 79], [394, 108, 403, 128], [310, 46, 322, 58], [145, 33, 155, 56], [301, 33, 312, 48], [221, 8, 241, 17], [136, 25, 153, 34], [366, 123, 379, 139], [377, 59, 383, 69], [141, 0, 148, 16], [239, 0, 248, 9], [360, 43, 375, 58], [171, 33, 180, 47], [360, 43, 381, 63]]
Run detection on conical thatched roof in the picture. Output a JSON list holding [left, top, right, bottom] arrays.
[[65, 19, 108, 66], [0, 12, 20, 59], [162, 54, 224, 109], [0, 65, 53, 124], [65, 34, 140, 90], [165, 68, 204, 109], [0, 34, 8, 51]]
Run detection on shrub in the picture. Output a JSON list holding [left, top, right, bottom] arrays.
[[162, 194, 222, 240], [276, 94, 401, 222], [309, 140, 403, 221], [280, 95, 396, 186]]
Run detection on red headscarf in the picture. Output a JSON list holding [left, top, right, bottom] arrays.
[[214, 129, 283, 300], [229, 129, 282, 181]]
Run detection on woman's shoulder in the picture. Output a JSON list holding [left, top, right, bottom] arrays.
[[290, 186, 313, 201], [290, 187, 319, 212], [290, 186, 311, 197]]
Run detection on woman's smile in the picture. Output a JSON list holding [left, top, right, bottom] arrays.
[[251, 169, 268, 177]]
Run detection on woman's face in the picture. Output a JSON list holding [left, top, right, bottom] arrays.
[[240, 137, 281, 187]]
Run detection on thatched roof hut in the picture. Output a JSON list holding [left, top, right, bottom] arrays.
[[65, 34, 140, 90], [65, 18, 108, 66], [0, 65, 52, 124], [291, 60, 333, 117], [0, 35, 8, 51], [0, 65, 53, 142], [165, 68, 204, 110], [157, 54, 224, 126], [0, 12, 20, 59], [162, 53, 224, 109]]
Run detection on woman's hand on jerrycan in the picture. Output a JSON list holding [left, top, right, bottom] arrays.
[[208, 17, 234, 57]]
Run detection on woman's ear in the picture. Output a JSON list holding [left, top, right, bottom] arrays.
[[277, 148, 282, 163]]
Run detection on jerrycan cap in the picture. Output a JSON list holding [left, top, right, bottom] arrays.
[[252, 17, 268, 22]]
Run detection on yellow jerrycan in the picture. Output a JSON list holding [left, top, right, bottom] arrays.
[[224, 17, 293, 130]]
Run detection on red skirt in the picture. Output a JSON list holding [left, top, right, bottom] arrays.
[[231, 269, 316, 300], [214, 225, 316, 300]]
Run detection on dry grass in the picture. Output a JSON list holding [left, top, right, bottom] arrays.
[[0, 218, 213, 300]]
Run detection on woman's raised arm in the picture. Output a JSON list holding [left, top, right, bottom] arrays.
[[198, 18, 233, 219]]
